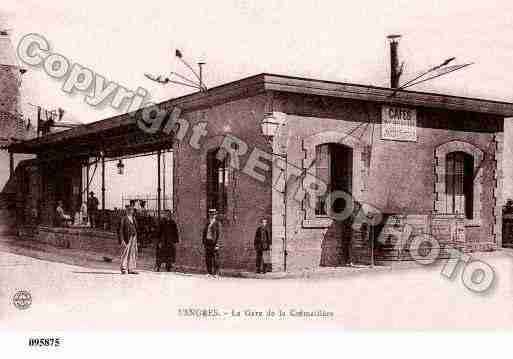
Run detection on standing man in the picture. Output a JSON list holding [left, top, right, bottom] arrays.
[[118, 205, 139, 274], [87, 191, 99, 228], [254, 218, 271, 274], [340, 201, 361, 267], [155, 212, 180, 272], [202, 209, 221, 276]]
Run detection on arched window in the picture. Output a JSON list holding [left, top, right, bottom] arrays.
[[302, 130, 367, 228], [445, 151, 474, 219], [315, 143, 353, 216], [434, 140, 484, 226]]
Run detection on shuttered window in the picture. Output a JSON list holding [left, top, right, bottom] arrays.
[[446, 151, 474, 219], [315, 144, 330, 215], [207, 149, 229, 216]]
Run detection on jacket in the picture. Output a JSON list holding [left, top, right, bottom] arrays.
[[159, 218, 179, 244], [118, 216, 138, 245], [202, 220, 220, 247], [87, 196, 99, 212], [254, 225, 271, 251]]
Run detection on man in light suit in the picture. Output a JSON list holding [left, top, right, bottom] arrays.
[[118, 205, 139, 274]]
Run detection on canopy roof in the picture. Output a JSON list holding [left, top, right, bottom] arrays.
[[8, 73, 513, 155]]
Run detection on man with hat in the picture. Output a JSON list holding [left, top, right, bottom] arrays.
[[87, 191, 99, 228], [254, 217, 271, 274], [202, 209, 221, 276], [155, 212, 180, 272], [118, 205, 139, 274]]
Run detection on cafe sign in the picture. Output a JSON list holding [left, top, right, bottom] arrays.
[[381, 105, 417, 142]]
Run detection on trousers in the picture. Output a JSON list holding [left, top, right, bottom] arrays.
[[156, 244, 176, 270], [341, 237, 353, 265], [89, 211, 97, 228], [121, 235, 138, 272], [256, 250, 265, 273], [204, 246, 219, 274]]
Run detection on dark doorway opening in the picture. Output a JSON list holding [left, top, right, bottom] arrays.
[[318, 143, 354, 267]]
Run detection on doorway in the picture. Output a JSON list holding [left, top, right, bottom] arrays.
[[319, 143, 354, 267]]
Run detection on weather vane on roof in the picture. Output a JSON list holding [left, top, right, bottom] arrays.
[[144, 49, 207, 92]]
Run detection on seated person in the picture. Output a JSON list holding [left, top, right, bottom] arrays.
[[80, 201, 88, 225], [55, 201, 71, 227]]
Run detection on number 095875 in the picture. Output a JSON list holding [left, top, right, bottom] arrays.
[[28, 338, 61, 347]]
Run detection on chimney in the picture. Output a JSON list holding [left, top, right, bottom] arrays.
[[387, 34, 402, 88]]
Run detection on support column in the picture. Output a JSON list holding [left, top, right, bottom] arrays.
[[101, 153, 105, 210], [38, 159, 45, 225], [157, 150, 162, 219], [163, 152, 166, 211], [86, 161, 90, 201], [9, 151, 14, 177], [494, 132, 505, 249]]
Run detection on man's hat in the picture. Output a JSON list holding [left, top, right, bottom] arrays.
[[208, 208, 218, 214], [89, 191, 95, 195]]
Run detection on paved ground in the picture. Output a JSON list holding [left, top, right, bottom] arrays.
[[0, 235, 158, 273], [1, 236, 513, 330], [0, 234, 397, 278]]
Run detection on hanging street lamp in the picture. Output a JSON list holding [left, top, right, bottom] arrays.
[[117, 159, 125, 175]]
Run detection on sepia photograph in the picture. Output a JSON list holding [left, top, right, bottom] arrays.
[[1, 0, 512, 356]]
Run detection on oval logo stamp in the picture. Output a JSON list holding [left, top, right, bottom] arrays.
[[12, 290, 32, 310]]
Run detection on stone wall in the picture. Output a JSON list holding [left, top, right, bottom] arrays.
[[169, 94, 272, 273], [271, 93, 502, 270], [169, 90, 503, 272], [35, 226, 120, 257]]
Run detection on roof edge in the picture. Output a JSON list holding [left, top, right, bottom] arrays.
[[261, 73, 513, 116], [9, 72, 513, 153]]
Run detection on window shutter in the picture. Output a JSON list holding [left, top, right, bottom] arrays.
[[446, 152, 474, 219], [199, 160, 207, 216], [315, 144, 330, 215], [454, 152, 465, 215]]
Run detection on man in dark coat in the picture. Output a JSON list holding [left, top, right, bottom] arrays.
[[87, 191, 99, 228], [118, 206, 139, 274], [254, 218, 271, 274], [155, 213, 179, 272], [202, 209, 221, 276], [339, 201, 362, 267]]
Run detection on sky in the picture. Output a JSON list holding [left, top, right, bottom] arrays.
[[2, 0, 513, 203]]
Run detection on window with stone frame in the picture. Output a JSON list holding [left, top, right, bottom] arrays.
[[434, 140, 484, 226], [445, 151, 474, 219], [206, 149, 229, 216], [314, 143, 353, 217], [302, 130, 367, 228]]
